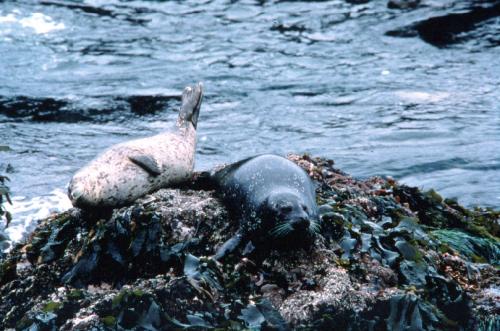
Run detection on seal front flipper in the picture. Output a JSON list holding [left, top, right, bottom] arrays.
[[129, 154, 162, 176], [214, 231, 244, 261]]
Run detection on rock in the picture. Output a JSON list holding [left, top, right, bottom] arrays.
[[0, 154, 498, 330], [279, 267, 368, 327], [386, 2, 500, 47], [387, 0, 420, 10]]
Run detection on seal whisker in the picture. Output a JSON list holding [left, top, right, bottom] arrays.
[[271, 222, 292, 238], [270, 223, 285, 236], [307, 221, 321, 236], [309, 220, 321, 232]]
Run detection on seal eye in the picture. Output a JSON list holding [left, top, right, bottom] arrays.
[[302, 205, 308, 212], [279, 205, 292, 214]]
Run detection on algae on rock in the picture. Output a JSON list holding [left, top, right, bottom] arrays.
[[0, 154, 498, 330]]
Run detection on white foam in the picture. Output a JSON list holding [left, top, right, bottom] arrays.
[[0, 13, 17, 23], [395, 91, 450, 103], [0, 12, 65, 35], [21, 13, 65, 34], [4, 189, 72, 244]]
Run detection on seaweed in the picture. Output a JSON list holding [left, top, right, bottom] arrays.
[[0, 155, 498, 330]]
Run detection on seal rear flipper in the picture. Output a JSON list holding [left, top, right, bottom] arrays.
[[211, 156, 257, 183], [128, 154, 162, 176], [214, 231, 244, 261], [179, 82, 203, 129]]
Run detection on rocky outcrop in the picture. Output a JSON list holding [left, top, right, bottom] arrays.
[[0, 154, 498, 330]]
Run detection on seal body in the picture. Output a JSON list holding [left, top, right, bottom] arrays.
[[68, 83, 203, 208], [212, 154, 320, 259]]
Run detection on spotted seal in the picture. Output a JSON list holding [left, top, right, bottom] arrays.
[[68, 83, 203, 208], [211, 154, 320, 259]]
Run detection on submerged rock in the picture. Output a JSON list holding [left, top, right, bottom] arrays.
[[0, 154, 498, 330], [386, 2, 500, 47], [387, 0, 420, 10]]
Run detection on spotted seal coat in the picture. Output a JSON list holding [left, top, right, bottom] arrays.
[[68, 83, 203, 208], [210, 154, 320, 259]]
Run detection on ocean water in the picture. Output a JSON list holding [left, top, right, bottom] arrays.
[[1, 0, 499, 245]]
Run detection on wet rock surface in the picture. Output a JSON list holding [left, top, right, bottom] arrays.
[[1, 154, 499, 330]]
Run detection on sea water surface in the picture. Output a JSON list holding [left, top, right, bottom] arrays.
[[0, 0, 499, 244]]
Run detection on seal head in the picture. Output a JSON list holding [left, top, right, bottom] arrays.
[[264, 191, 316, 236]]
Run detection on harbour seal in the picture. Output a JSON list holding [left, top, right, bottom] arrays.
[[211, 154, 320, 260], [68, 83, 203, 208]]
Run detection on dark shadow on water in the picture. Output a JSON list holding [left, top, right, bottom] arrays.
[[387, 2, 500, 47], [0, 95, 181, 123], [40, 0, 150, 25]]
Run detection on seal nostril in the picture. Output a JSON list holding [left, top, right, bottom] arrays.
[[292, 217, 310, 231]]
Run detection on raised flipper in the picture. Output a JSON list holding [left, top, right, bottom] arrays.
[[129, 154, 162, 176], [213, 231, 244, 261], [179, 82, 203, 129]]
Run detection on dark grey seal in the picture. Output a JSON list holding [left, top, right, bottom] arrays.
[[211, 154, 320, 259]]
